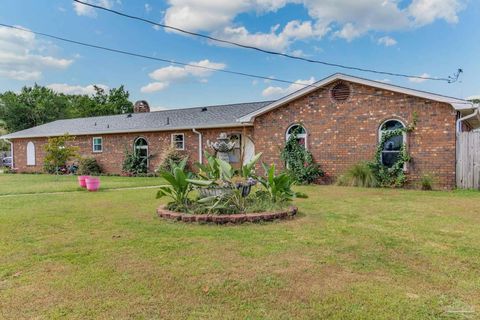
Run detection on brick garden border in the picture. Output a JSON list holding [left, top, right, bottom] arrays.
[[157, 206, 298, 224]]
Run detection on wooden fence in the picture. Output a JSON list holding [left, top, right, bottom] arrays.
[[456, 132, 480, 189]]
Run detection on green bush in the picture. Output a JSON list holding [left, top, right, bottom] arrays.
[[157, 147, 190, 174], [258, 163, 307, 203], [337, 162, 378, 188], [43, 134, 78, 174], [280, 126, 323, 184], [122, 148, 149, 175], [78, 157, 102, 175], [420, 174, 434, 190]]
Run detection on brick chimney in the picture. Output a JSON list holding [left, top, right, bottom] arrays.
[[134, 100, 150, 113]]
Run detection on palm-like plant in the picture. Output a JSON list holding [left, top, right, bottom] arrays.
[[156, 165, 211, 210], [258, 163, 307, 203]]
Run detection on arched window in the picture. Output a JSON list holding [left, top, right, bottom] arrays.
[[26, 141, 35, 166], [379, 119, 405, 167], [134, 137, 148, 165], [286, 124, 307, 149]]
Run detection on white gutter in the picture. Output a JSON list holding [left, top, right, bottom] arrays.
[[0, 123, 253, 140], [456, 105, 480, 133], [192, 128, 202, 164]]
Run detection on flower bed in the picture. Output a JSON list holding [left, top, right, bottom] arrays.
[[157, 206, 298, 224]]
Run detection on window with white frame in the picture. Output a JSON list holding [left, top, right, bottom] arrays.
[[134, 137, 149, 164], [26, 141, 35, 166], [379, 119, 405, 167], [171, 133, 185, 150], [286, 124, 307, 149], [92, 137, 103, 152]]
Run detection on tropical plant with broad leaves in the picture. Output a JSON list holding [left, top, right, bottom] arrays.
[[156, 164, 211, 211], [258, 163, 308, 203]]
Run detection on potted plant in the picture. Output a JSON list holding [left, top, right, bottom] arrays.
[[78, 175, 90, 188], [85, 177, 100, 191]]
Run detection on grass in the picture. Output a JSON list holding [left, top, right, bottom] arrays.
[[0, 174, 164, 195], [1, 174, 479, 319]]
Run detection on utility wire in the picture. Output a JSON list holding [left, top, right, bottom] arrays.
[[0, 23, 316, 89], [0, 23, 472, 105], [72, 0, 462, 83]]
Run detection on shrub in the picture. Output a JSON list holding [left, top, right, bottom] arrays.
[[156, 162, 211, 212], [78, 157, 102, 175], [280, 127, 323, 184], [337, 162, 378, 188], [420, 174, 434, 190], [258, 163, 307, 203], [43, 134, 78, 174], [157, 147, 190, 174], [122, 148, 148, 175]]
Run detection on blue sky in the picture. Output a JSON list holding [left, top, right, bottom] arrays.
[[0, 0, 479, 110]]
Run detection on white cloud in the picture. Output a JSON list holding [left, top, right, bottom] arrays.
[[409, 73, 430, 83], [0, 26, 73, 81], [262, 77, 315, 98], [213, 20, 326, 51], [378, 36, 397, 46], [144, 3, 152, 13], [141, 59, 226, 93], [163, 0, 465, 46], [141, 82, 170, 93], [73, 0, 113, 17], [409, 0, 463, 26], [47, 83, 109, 95]]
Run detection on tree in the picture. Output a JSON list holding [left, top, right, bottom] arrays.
[[0, 85, 134, 133], [68, 85, 133, 118], [0, 85, 69, 132], [43, 134, 79, 174]]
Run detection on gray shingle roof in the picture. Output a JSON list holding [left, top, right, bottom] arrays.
[[1, 101, 273, 139]]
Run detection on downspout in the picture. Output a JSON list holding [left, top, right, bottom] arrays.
[[192, 129, 202, 164], [3, 138, 13, 168], [456, 106, 480, 133]]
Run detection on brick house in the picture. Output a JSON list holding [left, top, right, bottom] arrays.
[[2, 74, 478, 189]]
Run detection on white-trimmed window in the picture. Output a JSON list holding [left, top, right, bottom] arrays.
[[134, 137, 149, 165], [26, 141, 35, 166], [92, 137, 103, 152], [286, 124, 307, 149], [171, 133, 185, 150], [379, 119, 406, 167]]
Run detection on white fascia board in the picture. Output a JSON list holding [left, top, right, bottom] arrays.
[[0, 123, 253, 140]]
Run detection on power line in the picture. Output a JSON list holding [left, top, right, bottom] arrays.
[[0, 23, 472, 106], [72, 0, 462, 83], [0, 23, 316, 89]]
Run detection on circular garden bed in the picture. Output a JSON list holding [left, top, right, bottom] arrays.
[[157, 206, 298, 224]]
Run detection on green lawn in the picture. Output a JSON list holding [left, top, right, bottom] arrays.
[[0, 174, 165, 195], [1, 174, 479, 319]]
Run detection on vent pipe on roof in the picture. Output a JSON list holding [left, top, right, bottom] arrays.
[[201, 107, 208, 112], [166, 117, 170, 125]]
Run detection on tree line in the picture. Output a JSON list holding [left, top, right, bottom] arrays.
[[0, 84, 134, 134]]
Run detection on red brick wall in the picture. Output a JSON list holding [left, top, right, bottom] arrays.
[[10, 80, 458, 188], [11, 127, 252, 174], [251, 81, 457, 189]]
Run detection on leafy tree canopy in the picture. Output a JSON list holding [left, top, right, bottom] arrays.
[[0, 84, 133, 133]]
